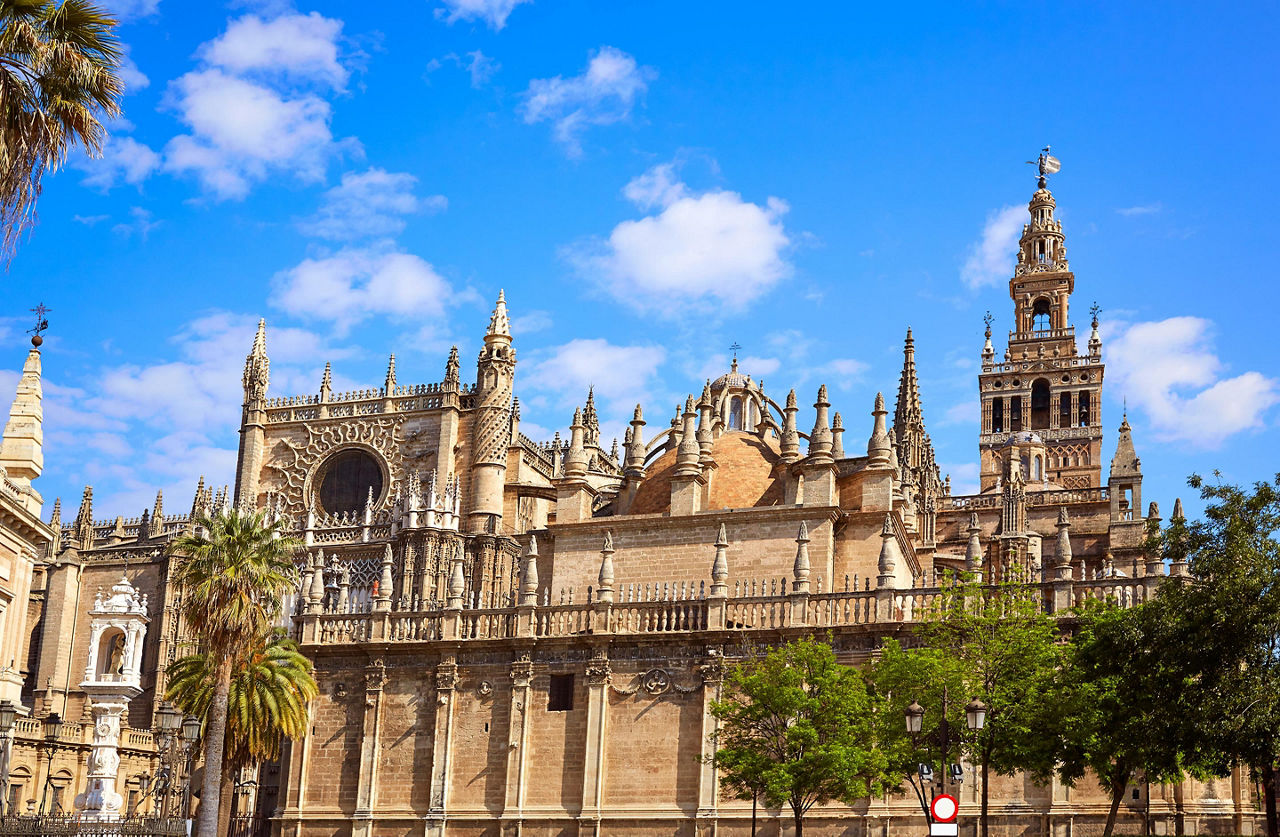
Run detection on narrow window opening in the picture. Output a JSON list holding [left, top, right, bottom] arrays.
[[1010, 396, 1023, 432], [1032, 298, 1052, 332], [1059, 392, 1071, 428], [548, 674, 574, 711], [1078, 392, 1091, 428], [991, 399, 1004, 433], [1030, 379, 1051, 430]]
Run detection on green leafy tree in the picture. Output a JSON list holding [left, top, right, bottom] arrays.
[[0, 0, 123, 261], [167, 509, 300, 837], [868, 638, 966, 818], [919, 573, 1062, 837], [709, 637, 893, 837], [1152, 474, 1280, 837], [1053, 599, 1205, 837]]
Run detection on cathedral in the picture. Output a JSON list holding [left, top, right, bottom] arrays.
[[0, 171, 1263, 835]]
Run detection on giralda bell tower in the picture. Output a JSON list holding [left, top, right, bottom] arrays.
[[978, 150, 1106, 492]]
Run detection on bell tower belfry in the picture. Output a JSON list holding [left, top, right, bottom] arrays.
[[978, 151, 1105, 492]]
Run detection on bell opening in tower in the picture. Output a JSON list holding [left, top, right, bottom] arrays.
[[1032, 298, 1052, 333], [1031, 379, 1051, 430]]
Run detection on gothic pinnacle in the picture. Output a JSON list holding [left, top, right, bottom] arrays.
[[384, 354, 397, 392], [487, 289, 511, 338], [867, 392, 892, 466], [780, 389, 800, 463]]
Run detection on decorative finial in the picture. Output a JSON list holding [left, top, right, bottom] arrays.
[[1090, 302, 1101, 329], [983, 310, 993, 337], [1026, 146, 1061, 188], [27, 302, 50, 347]]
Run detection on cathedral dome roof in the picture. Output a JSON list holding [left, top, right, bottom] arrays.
[[1004, 431, 1044, 446], [627, 432, 783, 514], [711, 358, 751, 392]]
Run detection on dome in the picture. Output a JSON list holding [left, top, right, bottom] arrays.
[[628, 432, 783, 514], [710, 358, 750, 392]]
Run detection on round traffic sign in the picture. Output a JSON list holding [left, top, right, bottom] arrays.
[[931, 794, 958, 823]]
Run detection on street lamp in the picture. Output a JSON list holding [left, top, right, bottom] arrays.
[[904, 701, 925, 735], [0, 700, 16, 819], [181, 716, 201, 746], [179, 716, 201, 821], [37, 713, 63, 815], [965, 698, 988, 732], [154, 702, 182, 818]]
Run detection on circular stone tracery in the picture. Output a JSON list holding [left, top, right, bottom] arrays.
[[315, 448, 385, 516]]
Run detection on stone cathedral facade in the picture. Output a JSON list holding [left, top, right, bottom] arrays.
[[0, 173, 1265, 835]]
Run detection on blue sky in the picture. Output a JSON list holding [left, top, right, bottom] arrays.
[[3, 0, 1278, 520]]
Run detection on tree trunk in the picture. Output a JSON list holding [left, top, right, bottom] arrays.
[[1103, 777, 1126, 837], [792, 805, 804, 837], [195, 658, 233, 837], [1262, 763, 1278, 837], [751, 789, 757, 837]]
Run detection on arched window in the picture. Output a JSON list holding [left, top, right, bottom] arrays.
[[728, 397, 743, 430], [746, 400, 758, 431], [1078, 391, 1091, 427], [1010, 396, 1023, 431], [1033, 456, 1042, 480], [991, 398, 1004, 433], [1060, 392, 1072, 428], [1030, 379, 1051, 430], [1032, 298, 1052, 332]]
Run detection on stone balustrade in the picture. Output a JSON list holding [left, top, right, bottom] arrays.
[[295, 573, 1165, 648]]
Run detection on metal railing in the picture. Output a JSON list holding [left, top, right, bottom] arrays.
[[0, 817, 186, 836]]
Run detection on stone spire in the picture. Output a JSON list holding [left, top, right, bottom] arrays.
[[624, 404, 646, 476], [894, 328, 923, 447], [674, 396, 701, 477], [487, 289, 511, 338], [1171, 497, 1185, 521], [147, 490, 164, 539], [867, 392, 892, 467], [0, 337, 45, 500], [375, 544, 394, 611], [597, 531, 615, 603], [384, 354, 397, 393], [710, 523, 729, 597], [74, 485, 94, 550], [877, 514, 899, 589], [519, 535, 539, 606], [779, 389, 800, 463], [965, 512, 983, 573], [564, 408, 589, 480], [792, 521, 811, 594], [444, 346, 460, 390], [808, 385, 833, 461], [696, 382, 715, 464], [1109, 412, 1141, 477], [1054, 506, 1074, 580], [320, 362, 332, 401], [241, 319, 269, 406], [831, 412, 845, 459], [582, 387, 600, 446]]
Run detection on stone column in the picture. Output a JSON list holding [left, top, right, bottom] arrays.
[[351, 659, 387, 837], [501, 654, 534, 835], [695, 653, 726, 836], [425, 655, 458, 837], [74, 698, 127, 820], [578, 651, 611, 836]]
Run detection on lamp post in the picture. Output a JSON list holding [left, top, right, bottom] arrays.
[[154, 702, 182, 819], [0, 700, 16, 818], [179, 715, 200, 823], [904, 690, 988, 821], [37, 712, 64, 816]]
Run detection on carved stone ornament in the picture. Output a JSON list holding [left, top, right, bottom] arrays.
[[334, 682, 348, 699], [477, 680, 493, 698], [264, 417, 405, 518], [584, 656, 612, 686], [510, 654, 534, 688], [641, 668, 671, 695], [435, 663, 459, 692], [365, 659, 388, 692]]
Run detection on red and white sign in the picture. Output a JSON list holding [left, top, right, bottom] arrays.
[[931, 794, 958, 823]]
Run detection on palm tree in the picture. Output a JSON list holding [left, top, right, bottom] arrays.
[[168, 509, 300, 837], [0, 0, 123, 262], [165, 629, 318, 767], [166, 629, 317, 830]]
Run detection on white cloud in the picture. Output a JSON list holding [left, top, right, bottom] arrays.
[[120, 51, 149, 93], [73, 214, 110, 226], [940, 401, 979, 427], [1116, 203, 1162, 217], [961, 205, 1023, 290], [270, 246, 463, 334], [521, 46, 654, 155], [164, 68, 353, 199], [101, 0, 161, 20], [435, 0, 530, 30], [510, 309, 552, 334], [1107, 316, 1278, 447], [939, 461, 979, 496], [76, 136, 160, 190], [823, 358, 869, 389], [521, 338, 666, 420], [569, 164, 791, 315], [112, 207, 160, 239], [200, 12, 348, 89], [622, 162, 687, 211], [298, 168, 443, 241]]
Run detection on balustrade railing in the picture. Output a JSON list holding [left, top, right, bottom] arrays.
[[295, 573, 1160, 647]]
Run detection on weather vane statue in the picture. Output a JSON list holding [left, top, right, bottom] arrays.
[[27, 302, 50, 347], [1026, 146, 1061, 188]]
